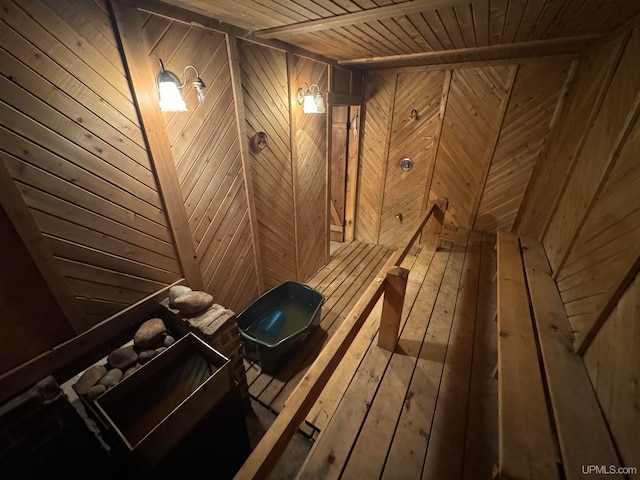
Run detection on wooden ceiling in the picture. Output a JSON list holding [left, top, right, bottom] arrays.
[[154, 0, 640, 68]]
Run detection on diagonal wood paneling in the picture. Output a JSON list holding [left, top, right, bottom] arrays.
[[293, 55, 328, 281], [516, 34, 627, 239], [555, 115, 640, 344], [355, 71, 395, 244], [143, 15, 260, 312], [474, 60, 570, 233], [543, 28, 640, 274], [378, 70, 445, 247], [0, 0, 182, 324], [431, 66, 515, 229], [583, 271, 640, 472], [239, 40, 296, 290]]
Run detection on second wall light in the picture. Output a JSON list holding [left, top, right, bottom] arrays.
[[297, 83, 325, 114]]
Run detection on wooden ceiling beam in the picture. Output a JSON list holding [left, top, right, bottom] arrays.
[[255, 0, 466, 38], [338, 35, 603, 66], [114, 0, 348, 69]]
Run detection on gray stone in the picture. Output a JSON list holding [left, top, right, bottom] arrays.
[[155, 347, 166, 355], [107, 345, 138, 370], [138, 350, 157, 364], [123, 365, 138, 379], [73, 365, 107, 396], [86, 384, 106, 402], [168, 285, 192, 307], [173, 291, 214, 315], [163, 335, 176, 347], [98, 368, 123, 388], [134, 318, 167, 349]]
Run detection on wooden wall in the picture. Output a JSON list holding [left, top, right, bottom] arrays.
[[515, 25, 640, 467], [517, 25, 640, 349], [237, 40, 329, 289], [140, 13, 260, 310], [583, 272, 639, 472], [0, 0, 338, 401], [356, 58, 570, 245], [0, 0, 182, 326], [292, 55, 329, 280], [0, 204, 74, 376], [239, 41, 296, 290]]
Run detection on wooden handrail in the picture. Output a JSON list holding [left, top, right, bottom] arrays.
[[234, 198, 448, 480]]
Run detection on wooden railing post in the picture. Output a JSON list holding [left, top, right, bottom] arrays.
[[378, 266, 409, 350], [423, 198, 448, 250]]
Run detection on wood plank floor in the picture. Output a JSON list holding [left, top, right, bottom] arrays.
[[296, 231, 498, 480], [244, 241, 394, 423]]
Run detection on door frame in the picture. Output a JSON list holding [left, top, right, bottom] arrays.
[[326, 93, 363, 260]]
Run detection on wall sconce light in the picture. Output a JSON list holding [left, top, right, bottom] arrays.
[[296, 83, 325, 114], [156, 59, 206, 112]]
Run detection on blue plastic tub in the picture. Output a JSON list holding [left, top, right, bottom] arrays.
[[237, 281, 324, 373]]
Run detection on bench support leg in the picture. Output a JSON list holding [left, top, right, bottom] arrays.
[[378, 266, 409, 351]]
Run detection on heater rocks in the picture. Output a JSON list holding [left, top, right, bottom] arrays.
[[134, 317, 168, 349], [171, 290, 215, 315], [73, 365, 107, 396], [73, 318, 173, 401], [107, 345, 138, 370]]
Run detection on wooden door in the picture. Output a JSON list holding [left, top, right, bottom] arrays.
[[330, 106, 349, 242]]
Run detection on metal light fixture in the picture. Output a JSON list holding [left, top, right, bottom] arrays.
[[297, 83, 325, 114], [156, 59, 206, 112]]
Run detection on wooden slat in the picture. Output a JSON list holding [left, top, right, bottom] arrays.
[[378, 69, 445, 247], [346, 239, 466, 480], [339, 35, 600, 65], [475, 59, 570, 232], [521, 237, 620, 480], [431, 66, 514, 229], [462, 232, 498, 480], [239, 40, 296, 289], [292, 54, 328, 280], [469, 65, 518, 229], [420, 69, 451, 222], [496, 231, 558, 480], [256, 0, 467, 38], [420, 231, 482, 480], [355, 71, 395, 244], [299, 247, 451, 480], [304, 247, 427, 431], [226, 34, 264, 293]]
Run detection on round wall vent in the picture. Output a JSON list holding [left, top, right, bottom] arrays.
[[400, 157, 414, 172]]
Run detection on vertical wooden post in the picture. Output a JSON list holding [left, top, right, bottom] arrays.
[[423, 198, 448, 250], [109, 0, 204, 291], [226, 34, 265, 294], [344, 105, 360, 242], [378, 266, 409, 350]]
